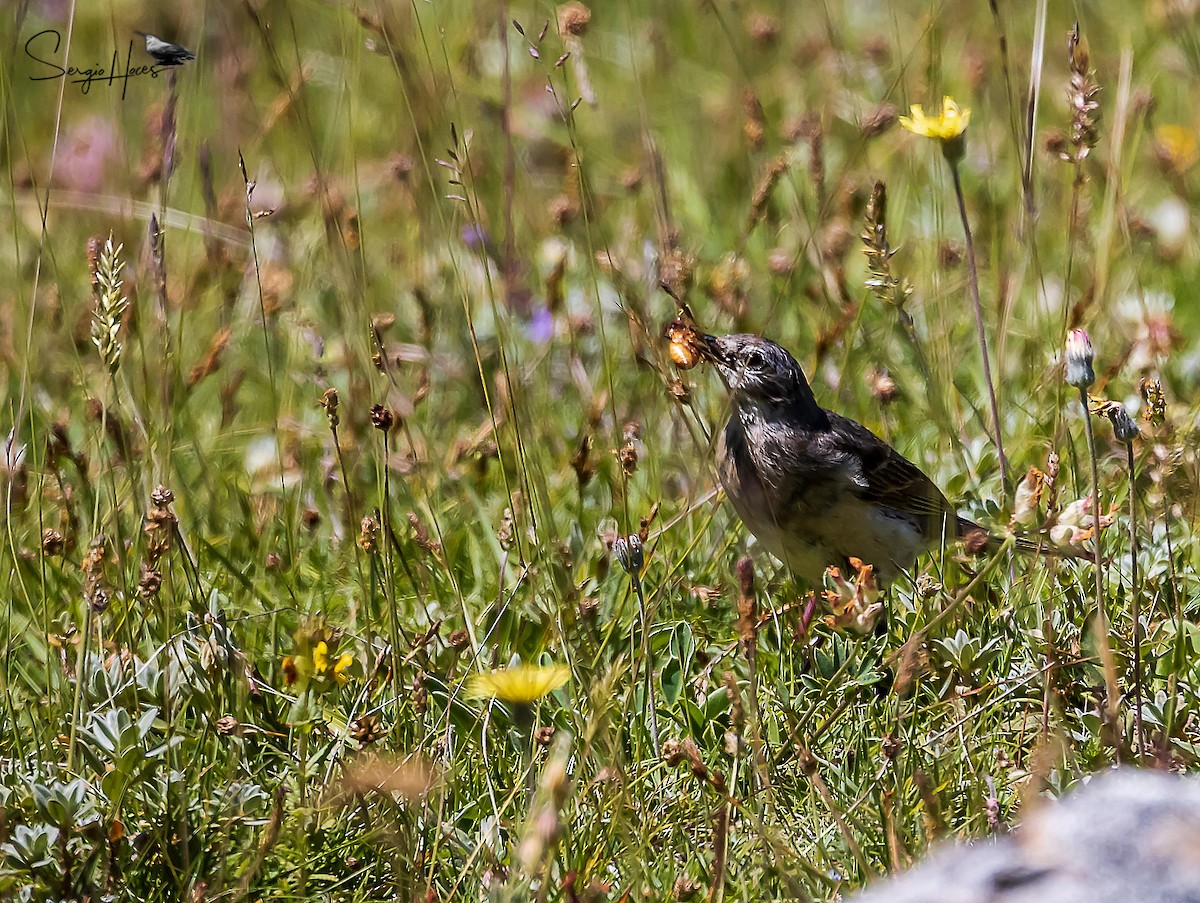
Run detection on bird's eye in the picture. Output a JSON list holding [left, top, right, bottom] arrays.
[[744, 349, 765, 370]]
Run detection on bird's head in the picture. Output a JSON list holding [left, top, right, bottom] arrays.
[[702, 333, 821, 416]]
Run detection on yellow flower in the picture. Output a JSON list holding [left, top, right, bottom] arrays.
[[1154, 125, 1198, 173], [899, 96, 971, 141], [313, 641, 330, 673], [466, 663, 570, 704], [332, 652, 353, 685]]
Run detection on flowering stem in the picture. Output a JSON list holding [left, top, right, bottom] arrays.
[[630, 572, 660, 756], [1079, 388, 1118, 745], [515, 704, 536, 805], [380, 429, 403, 699], [949, 162, 1009, 492], [1125, 439, 1143, 758]]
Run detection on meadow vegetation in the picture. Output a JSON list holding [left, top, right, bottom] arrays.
[[2, 0, 1200, 899]]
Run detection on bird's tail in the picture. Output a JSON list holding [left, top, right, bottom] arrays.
[[955, 517, 1087, 560]]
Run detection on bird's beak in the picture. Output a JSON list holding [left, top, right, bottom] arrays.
[[700, 334, 725, 364], [701, 334, 738, 390]]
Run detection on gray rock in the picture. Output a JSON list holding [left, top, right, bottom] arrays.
[[851, 770, 1200, 903]]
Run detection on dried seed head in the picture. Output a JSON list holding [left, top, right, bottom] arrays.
[[662, 738, 684, 766], [358, 515, 380, 553], [138, 565, 163, 597], [747, 155, 788, 232], [860, 102, 898, 137], [548, 193, 576, 225], [768, 247, 794, 276], [618, 442, 638, 475], [1140, 377, 1166, 426], [570, 436, 594, 487], [736, 556, 755, 601], [1065, 329, 1096, 388], [320, 387, 340, 429], [746, 13, 778, 46], [915, 575, 942, 600], [868, 368, 899, 404], [350, 714, 385, 745], [143, 497, 177, 566], [861, 180, 913, 311], [937, 240, 964, 269], [557, 1, 591, 36], [370, 404, 395, 432], [534, 725, 556, 747], [881, 734, 901, 760], [408, 511, 442, 556], [88, 586, 110, 614], [497, 507, 515, 550], [82, 534, 107, 572], [1066, 24, 1101, 161], [186, 328, 233, 388], [1043, 128, 1072, 162], [150, 484, 174, 507], [448, 628, 470, 651], [657, 250, 695, 299], [1046, 451, 1061, 480], [42, 529, 65, 556], [412, 670, 428, 715], [86, 236, 104, 291], [666, 378, 692, 405], [743, 89, 766, 148], [985, 780, 1001, 831], [638, 502, 660, 543], [81, 534, 110, 612], [723, 670, 744, 730]]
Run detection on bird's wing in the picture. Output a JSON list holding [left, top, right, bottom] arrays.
[[822, 412, 956, 522]]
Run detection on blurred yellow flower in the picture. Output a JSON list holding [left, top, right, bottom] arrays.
[[300, 640, 354, 686], [467, 663, 570, 704], [332, 651, 353, 684], [899, 96, 971, 141], [313, 641, 330, 673], [1154, 125, 1198, 173], [280, 617, 354, 693]]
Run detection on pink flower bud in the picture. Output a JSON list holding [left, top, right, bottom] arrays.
[[1065, 329, 1095, 388]]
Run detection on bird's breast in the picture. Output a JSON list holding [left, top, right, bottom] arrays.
[[716, 412, 930, 583]]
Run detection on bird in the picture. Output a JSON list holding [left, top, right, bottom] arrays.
[[701, 332, 1005, 585], [135, 31, 196, 67]]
